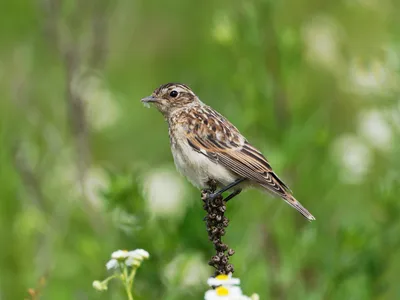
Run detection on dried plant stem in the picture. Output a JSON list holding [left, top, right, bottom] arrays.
[[202, 181, 235, 276]]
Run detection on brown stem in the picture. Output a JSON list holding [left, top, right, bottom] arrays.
[[202, 180, 235, 276]]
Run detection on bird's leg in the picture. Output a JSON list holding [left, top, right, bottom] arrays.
[[224, 189, 242, 202], [208, 178, 246, 201]]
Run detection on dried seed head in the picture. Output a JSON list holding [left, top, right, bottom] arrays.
[[212, 255, 220, 263], [220, 244, 228, 251], [201, 187, 235, 277], [226, 264, 234, 273]]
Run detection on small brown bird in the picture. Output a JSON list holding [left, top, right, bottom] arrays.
[[141, 83, 315, 221]]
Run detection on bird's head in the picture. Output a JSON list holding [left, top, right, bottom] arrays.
[[141, 83, 199, 116]]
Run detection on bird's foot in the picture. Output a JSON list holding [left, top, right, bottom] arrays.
[[207, 192, 220, 202], [201, 179, 220, 207], [202, 191, 222, 211]]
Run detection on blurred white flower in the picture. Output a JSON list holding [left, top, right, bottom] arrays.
[[205, 274, 257, 300], [348, 59, 388, 95], [164, 253, 209, 288], [72, 73, 120, 131], [49, 161, 109, 207], [107, 249, 150, 270], [95, 248, 149, 296], [126, 249, 150, 267], [130, 249, 150, 260], [92, 280, 108, 291], [332, 134, 372, 184], [47, 148, 80, 199], [212, 12, 234, 45], [83, 167, 109, 207], [111, 250, 129, 260], [106, 259, 118, 270], [358, 110, 393, 151], [143, 167, 188, 218], [125, 257, 141, 268], [302, 16, 341, 70]]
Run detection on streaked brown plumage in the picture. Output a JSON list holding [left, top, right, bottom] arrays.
[[142, 83, 315, 221]]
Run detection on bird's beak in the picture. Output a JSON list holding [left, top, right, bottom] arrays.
[[141, 96, 159, 103]]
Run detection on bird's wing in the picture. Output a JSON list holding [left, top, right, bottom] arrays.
[[184, 106, 291, 194]]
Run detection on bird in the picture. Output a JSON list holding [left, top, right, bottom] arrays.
[[141, 83, 315, 221]]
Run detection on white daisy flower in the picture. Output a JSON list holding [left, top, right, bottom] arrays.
[[205, 274, 258, 300], [207, 274, 240, 287], [204, 285, 251, 300]]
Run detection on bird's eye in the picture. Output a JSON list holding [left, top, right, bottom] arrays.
[[170, 90, 178, 98]]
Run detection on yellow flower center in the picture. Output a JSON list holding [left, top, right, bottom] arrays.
[[216, 286, 229, 296], [215, 274, 229, 280]]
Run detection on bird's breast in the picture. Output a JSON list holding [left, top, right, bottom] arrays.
[[168, 127, 237, 189]]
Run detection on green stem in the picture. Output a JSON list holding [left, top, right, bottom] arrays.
[[125, 283, 134, 300], [123, 266, 134, 300], [128, 268, 137, 285], [102, 274, 119, 285]]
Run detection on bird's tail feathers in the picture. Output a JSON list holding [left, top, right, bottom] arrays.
[[282, 194, 315, 221], [260, 183, 315, 221]]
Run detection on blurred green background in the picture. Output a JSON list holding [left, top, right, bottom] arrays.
[[1, 0, 400, 299]]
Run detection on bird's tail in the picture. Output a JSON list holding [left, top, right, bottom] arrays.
[[282, 194, 315, 221], [260, 182, 315, 221]]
